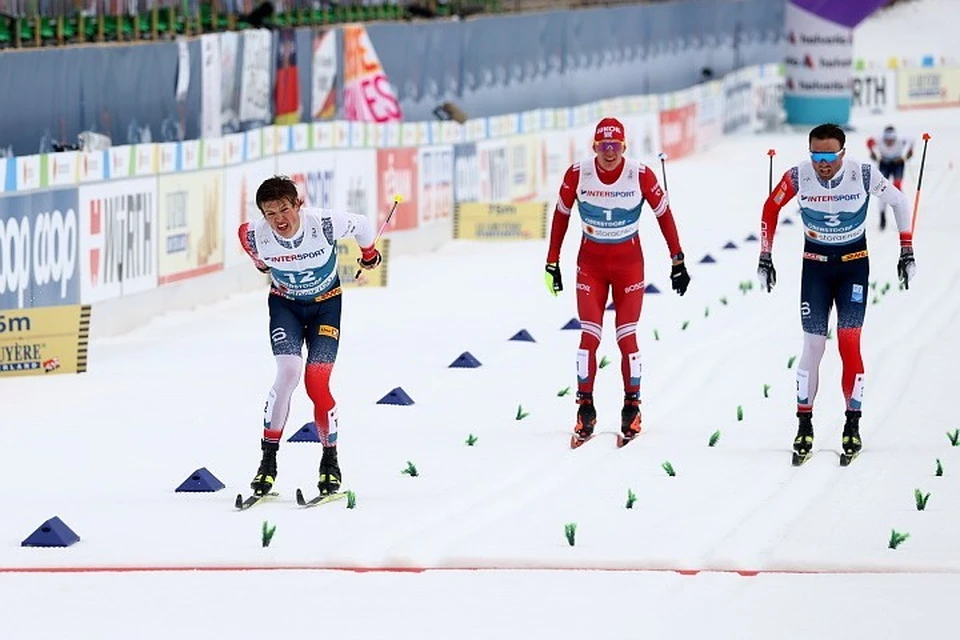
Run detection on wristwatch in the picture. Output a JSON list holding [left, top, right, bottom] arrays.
[[671, 252, 685, 263]]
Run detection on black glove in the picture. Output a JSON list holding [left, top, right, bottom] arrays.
[[758, 251, 777, 292], [544, 263, 563, 296], [670, 260, 690, 296], [898, 246, 916, 289]]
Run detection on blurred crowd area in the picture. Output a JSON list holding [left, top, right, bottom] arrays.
[[0, 0, 666, 48]]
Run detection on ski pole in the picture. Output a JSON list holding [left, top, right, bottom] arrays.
[[355, 194, 403, 279], [657, 152, 669, 193], [767, 148, 776, 194], [910, 133, 931, 235]]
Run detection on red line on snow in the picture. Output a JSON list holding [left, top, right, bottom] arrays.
[[0, 565, 951, 576]]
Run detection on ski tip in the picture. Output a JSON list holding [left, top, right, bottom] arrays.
[[235, 494, 244, 510], [295, 488, 306, 506]]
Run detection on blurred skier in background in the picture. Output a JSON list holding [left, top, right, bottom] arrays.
[[867, 125, 914, 230]]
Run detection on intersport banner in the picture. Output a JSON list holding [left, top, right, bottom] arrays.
[[783, 0, 888, 125]]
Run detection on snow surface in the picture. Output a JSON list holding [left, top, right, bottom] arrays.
[[854, 0, 960, 63], [3, 3, 960, 638]]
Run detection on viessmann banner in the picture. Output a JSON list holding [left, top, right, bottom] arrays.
[[0, 303, 91, 377]]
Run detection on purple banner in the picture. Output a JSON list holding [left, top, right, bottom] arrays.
[[790, 0, 890, 29]]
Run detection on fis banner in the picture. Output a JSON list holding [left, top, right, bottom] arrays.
[[336, 237, 390, 288], [0, 303, 90, 377], [783, 0, 887, 125], [343, 24, 403, 123], [453, 202, 548, 240]]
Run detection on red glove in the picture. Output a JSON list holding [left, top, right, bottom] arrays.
[[357, 245, 382, 270]]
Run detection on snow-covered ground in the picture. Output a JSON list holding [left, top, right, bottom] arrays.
[[3, 2, 960, 638]]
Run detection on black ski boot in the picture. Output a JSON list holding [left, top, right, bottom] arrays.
[[571, 392, 596, 448], [792, 411, 814, 466], [840, 410, 862, 466], [250, 439, 279, 496], [618, 392, 642, 447], [318, 446, 342, 495]]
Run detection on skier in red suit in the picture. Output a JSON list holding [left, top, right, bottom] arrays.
[[544, 117, 690, 447]]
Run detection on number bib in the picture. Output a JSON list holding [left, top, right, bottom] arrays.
[[575, 157, 644, 244], [796, 160, 871, 247], [254, 210, 340, 300]]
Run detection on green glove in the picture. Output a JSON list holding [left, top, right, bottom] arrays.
[[544, 263, 562, 296]]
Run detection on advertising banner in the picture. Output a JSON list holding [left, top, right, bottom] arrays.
[[538, 131, 572, 204], [659, 103, 697, 160], [851, 69, 895, 115], [696, 81, 724, 151], [223, 157, 276, 267], [0, 189, 80, 309], [376, 148, 418, 231], [343, 24, 403, 123], [312, 29, 338, 121], [418, 145, 453, 227], [453, 202, 548, 240], [157, 171, 224, 285], [79, 178, 158, 303], [239, 29, 273, 127], [201, 33, 223, 139], [0, 303, 90, 377], [477, 139, 510, 203], [507, 135, 540, 203], [783, 1, 854, 125], [334, 149, 377, 225], [722, 68, 755, 134], [896, 67, 960, 109], [276, 150, 336, 211], [274, 28, 301, 125], [453, 143, 479, 204]]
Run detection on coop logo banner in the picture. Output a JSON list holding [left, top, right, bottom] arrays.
[[0, 304, 90, 377], [79, 178, 158, 303], [0, 190, 80, 309]]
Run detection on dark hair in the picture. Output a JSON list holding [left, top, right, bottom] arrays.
[[256, 175, 300, 212], [809, 123, 846, 148]]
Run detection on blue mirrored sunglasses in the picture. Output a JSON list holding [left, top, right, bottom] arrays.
[[810, 150, 843, 163]]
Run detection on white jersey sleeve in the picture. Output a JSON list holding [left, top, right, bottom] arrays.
[[322, 208, 376, 248], [864, 163, 911, 233]]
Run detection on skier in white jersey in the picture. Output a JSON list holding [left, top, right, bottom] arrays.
[[757, 123, 917, 466], [867, 125, 914, 230], [239, 175, 382, 497]]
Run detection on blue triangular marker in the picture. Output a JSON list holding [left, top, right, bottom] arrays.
[[561, 318, 581, 330], [509, 329, 536, 342], [175, 467, 226, 492], [377, 387, 415, 406], [606, 301, 615, 311], [782, 217, 794, 225], [645, 283, 661, 294], [21, 516, 80, 547], [699, 254, 717, 264], [723, 241, 738, 250], [287, 422, 321, 442], [745, 234, 758, 242], [450, 351, 482, 368]]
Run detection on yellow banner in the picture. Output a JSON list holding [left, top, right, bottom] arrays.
[[0, 305, 91, 377], [897, 67, 960, 109], [157, 170, 224, 285], [454, 202, 548, 240], [336, 237, 390, 288]]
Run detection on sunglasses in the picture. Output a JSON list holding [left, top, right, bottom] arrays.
[[596, 141, 624, 152], [810, 149, 843, 163]]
